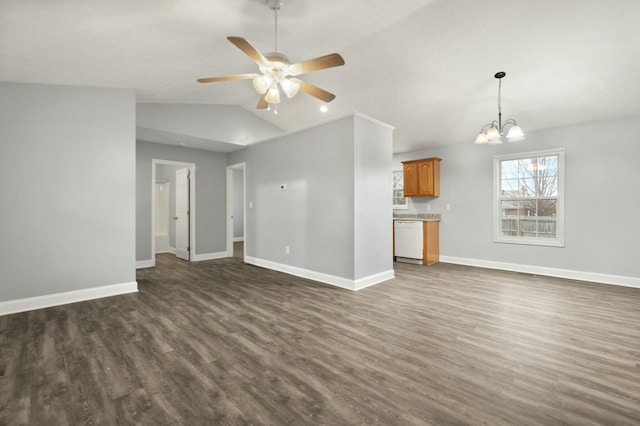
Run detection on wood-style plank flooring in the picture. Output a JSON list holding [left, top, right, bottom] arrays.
[[1, 255, 640, 425]]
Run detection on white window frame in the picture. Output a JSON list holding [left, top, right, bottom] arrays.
[[493, 148, 565, 247], [392, 168, 408, 210]]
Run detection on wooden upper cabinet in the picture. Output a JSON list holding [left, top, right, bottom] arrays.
[[402, 162, 419, 197], [402, 157, 441, 197]]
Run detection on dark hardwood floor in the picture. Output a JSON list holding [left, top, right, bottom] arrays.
[[233, 241, 244, 260], [1, 254, 640, 425]]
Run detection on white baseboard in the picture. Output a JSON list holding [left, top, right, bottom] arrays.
[[244, 256, 393, 291], [0, 281, 138, 316], [439, 256, 640, 289], [192, 251, 228, 262], [136, 259, 155, 269], [233, 237, 245, 242], [354, 270, 396, 291], [139, 251, 228, 265]]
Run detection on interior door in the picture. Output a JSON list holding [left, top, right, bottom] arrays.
[[175, 167, 190, 260]]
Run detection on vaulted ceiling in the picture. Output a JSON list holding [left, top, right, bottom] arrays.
[[2, 0, 639, 153]]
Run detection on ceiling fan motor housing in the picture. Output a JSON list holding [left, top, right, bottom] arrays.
[[262, 52, 291, 78], [267, 0, 282, 10]]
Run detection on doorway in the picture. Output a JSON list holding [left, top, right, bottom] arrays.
[[152, 159, 196, 265], [226, 163, 246, 260], [155, 181, 170, 253]]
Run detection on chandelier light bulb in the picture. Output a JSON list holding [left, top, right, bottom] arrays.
[[486, 126, 500, 140], [474, 132, 489, 144], [506, 125, 525, 142]]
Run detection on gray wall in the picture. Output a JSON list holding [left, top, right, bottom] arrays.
[[229, 116, 356, 278], [0, 82, 136, 302], [228, 114, 394, 282], [354, 116, 394, 279], [394, 116, 640, 279], [136, 141, 227, 261], [233, 169, 244, 239]]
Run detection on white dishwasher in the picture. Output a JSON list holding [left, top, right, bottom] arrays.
[[394, 221, 423, 261]]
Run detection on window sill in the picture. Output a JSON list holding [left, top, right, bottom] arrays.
[[494, 238, 565, 248]]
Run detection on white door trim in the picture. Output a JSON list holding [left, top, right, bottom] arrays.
[[226, 162, 246, 259], [152, 159, 196, 266]]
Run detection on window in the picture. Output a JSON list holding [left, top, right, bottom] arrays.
[[494, 149, 565, 246], [392, 169, 408, 209]]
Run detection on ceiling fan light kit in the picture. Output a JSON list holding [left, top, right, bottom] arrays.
[[474, 71, 525, 145], [197, 0, 345, 111]]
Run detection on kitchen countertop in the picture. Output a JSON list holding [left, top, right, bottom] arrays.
[[393, 214, 441, 222]]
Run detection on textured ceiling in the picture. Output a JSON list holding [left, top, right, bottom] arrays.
[[2, 0, 640, 153]]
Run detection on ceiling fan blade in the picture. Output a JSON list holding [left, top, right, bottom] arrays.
[[289, 53, 345, 76], [290, 78, 336, 102], [197, 74, 257, 83], [256, 94, 268, 109], [227, 36, 269, 68]]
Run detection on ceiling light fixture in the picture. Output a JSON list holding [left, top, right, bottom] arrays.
[[197, 0, 345, 112], [474, 72, 524, 145]]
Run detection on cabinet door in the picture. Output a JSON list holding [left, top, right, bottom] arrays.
[[417, 160, 434, 196], [403, 163, 418, 196]]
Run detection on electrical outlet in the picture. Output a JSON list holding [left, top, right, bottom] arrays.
[[285, 246, 290, 254], [445, 203, 451, 210], [249, 201, 253, 209], [425, 204, 432, 211]]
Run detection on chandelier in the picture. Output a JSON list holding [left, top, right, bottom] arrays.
[[474, 72, 524, 145]]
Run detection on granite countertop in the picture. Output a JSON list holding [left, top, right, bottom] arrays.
[[393, 214, 441, 222]]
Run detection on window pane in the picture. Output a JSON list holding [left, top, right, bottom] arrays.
[[501, 178, 520, 194], [522, 199, 537, 216], [536, 219, 557, 239], [501, 200, 521, 237], [537, 199, 557, 218], [501, 160, 519, 179], [519, 217, 538, 238]]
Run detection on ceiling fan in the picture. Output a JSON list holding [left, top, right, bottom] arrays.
[[197, 0, 345, 111]]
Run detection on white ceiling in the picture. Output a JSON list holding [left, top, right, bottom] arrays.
[[2, 0, 640, 153]]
